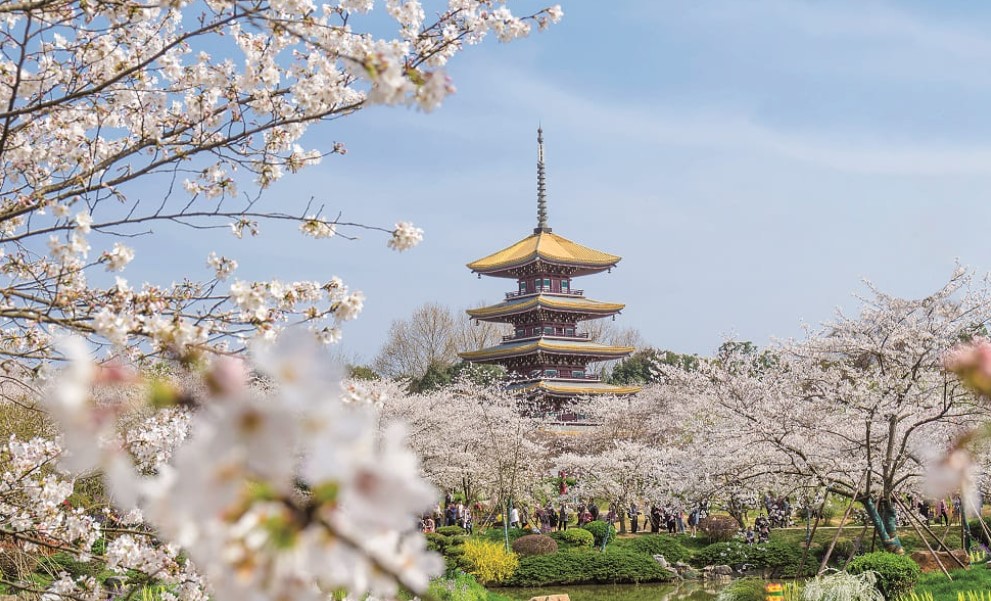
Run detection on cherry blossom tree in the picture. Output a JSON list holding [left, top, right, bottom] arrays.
[[662, 269, 991, 553], [377, 379, 545, 516], [0, 1, 564, 599], [0, 0, 561, 366]]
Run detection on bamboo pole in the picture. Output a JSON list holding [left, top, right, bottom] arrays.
[[819, 493, 861, 575], [798, 491, 830, 577], [896, 498, 952, 579], [896, 497, 968, 570], [842, 524, 870, 571]]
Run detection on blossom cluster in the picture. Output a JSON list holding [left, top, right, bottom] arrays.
[[39, 336, 442, 601], [0, 0, 561, 366]]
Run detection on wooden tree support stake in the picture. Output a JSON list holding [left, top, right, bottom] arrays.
[[896, 497, 968, 571], [896, 497, 953, 579]]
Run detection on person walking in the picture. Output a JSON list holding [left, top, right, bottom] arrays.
[[509, 505, 520, 528], [558, 503, 569, 531]]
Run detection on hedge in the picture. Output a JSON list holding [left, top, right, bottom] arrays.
[[691, 541, 804, 577], [506, 549, 673, 587], [436, 525, 467, 537], [624, 535, 692, 564], [847, 551, 920, 599]]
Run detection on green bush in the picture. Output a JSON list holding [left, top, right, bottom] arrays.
[[968, 517, 991, 547], [693, 541, 751, 569], [427, 532, 457, 553], [714, 578, 765, 601], [437, 525, 467, 536], [847, 552, 920, 599], [511, 534, 558, 557], [581, 520, 616, 547], [550, 528, 595, 549], [507, 549, 672, 586], [625, 535, 693, 564], [692, 541, 804, 577]]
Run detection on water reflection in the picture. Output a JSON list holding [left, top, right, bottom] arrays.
[[498, 580, 730, 601]]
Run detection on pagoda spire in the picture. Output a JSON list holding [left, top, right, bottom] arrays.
[[535, 126, 551, 234]]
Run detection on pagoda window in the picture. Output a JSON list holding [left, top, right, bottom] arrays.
[[572, 370, 585, 378], [565, 327, 575, 336], [543, 326, 554, 335], [545, 369, 558, 377], [562, 279, 570, 291], [519, 281, 527, 294], [515, 327, 525, 338], [542, 278, 551, 290]]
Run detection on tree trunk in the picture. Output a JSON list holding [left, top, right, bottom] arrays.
[[861, 496, 905, 554]]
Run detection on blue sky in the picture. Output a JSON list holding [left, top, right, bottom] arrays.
[[128, 1, 991, 362]]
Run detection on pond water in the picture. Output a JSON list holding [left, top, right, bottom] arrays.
[[496, 581, 729, 601]]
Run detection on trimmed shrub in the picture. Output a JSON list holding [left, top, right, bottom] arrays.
[[581, 520, 616, 547], [626, 535, 692, 564], [507, 549, 672, 586], [847, 551, 920, 599], [692, 541, 804, 577], [693, 541, 752, 569], [511, 534, 558, 557], [756, 541, 804, 578], [436, 525, 466, 536], [551, 528, 595, 549], [699, 515, 739, 543], [460, 539, 519, 586], [426, 532, 448, 552], [714, 578, 765, 601]]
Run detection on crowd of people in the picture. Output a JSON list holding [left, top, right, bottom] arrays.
[[418, 489, 972, 546], [420, 491, 474, 534]]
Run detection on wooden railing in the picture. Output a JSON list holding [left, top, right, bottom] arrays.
[[502, 332, 591, 342], [504, 287, 584, 299]]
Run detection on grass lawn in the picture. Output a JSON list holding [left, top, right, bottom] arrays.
[[910, 566, 991, 597]]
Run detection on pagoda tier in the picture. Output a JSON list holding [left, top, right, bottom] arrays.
[[467, 293, 624, 325], [510, 380, 642, 399], [460, 127, 640, 411], [466, 230, 620, 279], [460, 337, 634, 364]]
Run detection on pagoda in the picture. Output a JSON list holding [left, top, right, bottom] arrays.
[[460, 129, 640, 417]]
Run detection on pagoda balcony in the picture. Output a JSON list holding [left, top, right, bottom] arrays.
[[520, 372, 603, 382], [504, 287, 584, 299], [501, 332, 591, 342]]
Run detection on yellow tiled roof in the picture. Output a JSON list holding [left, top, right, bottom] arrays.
[[467, 231, 620, 274], [459, 338, 634, 362], [467, 295, 625, 320]]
